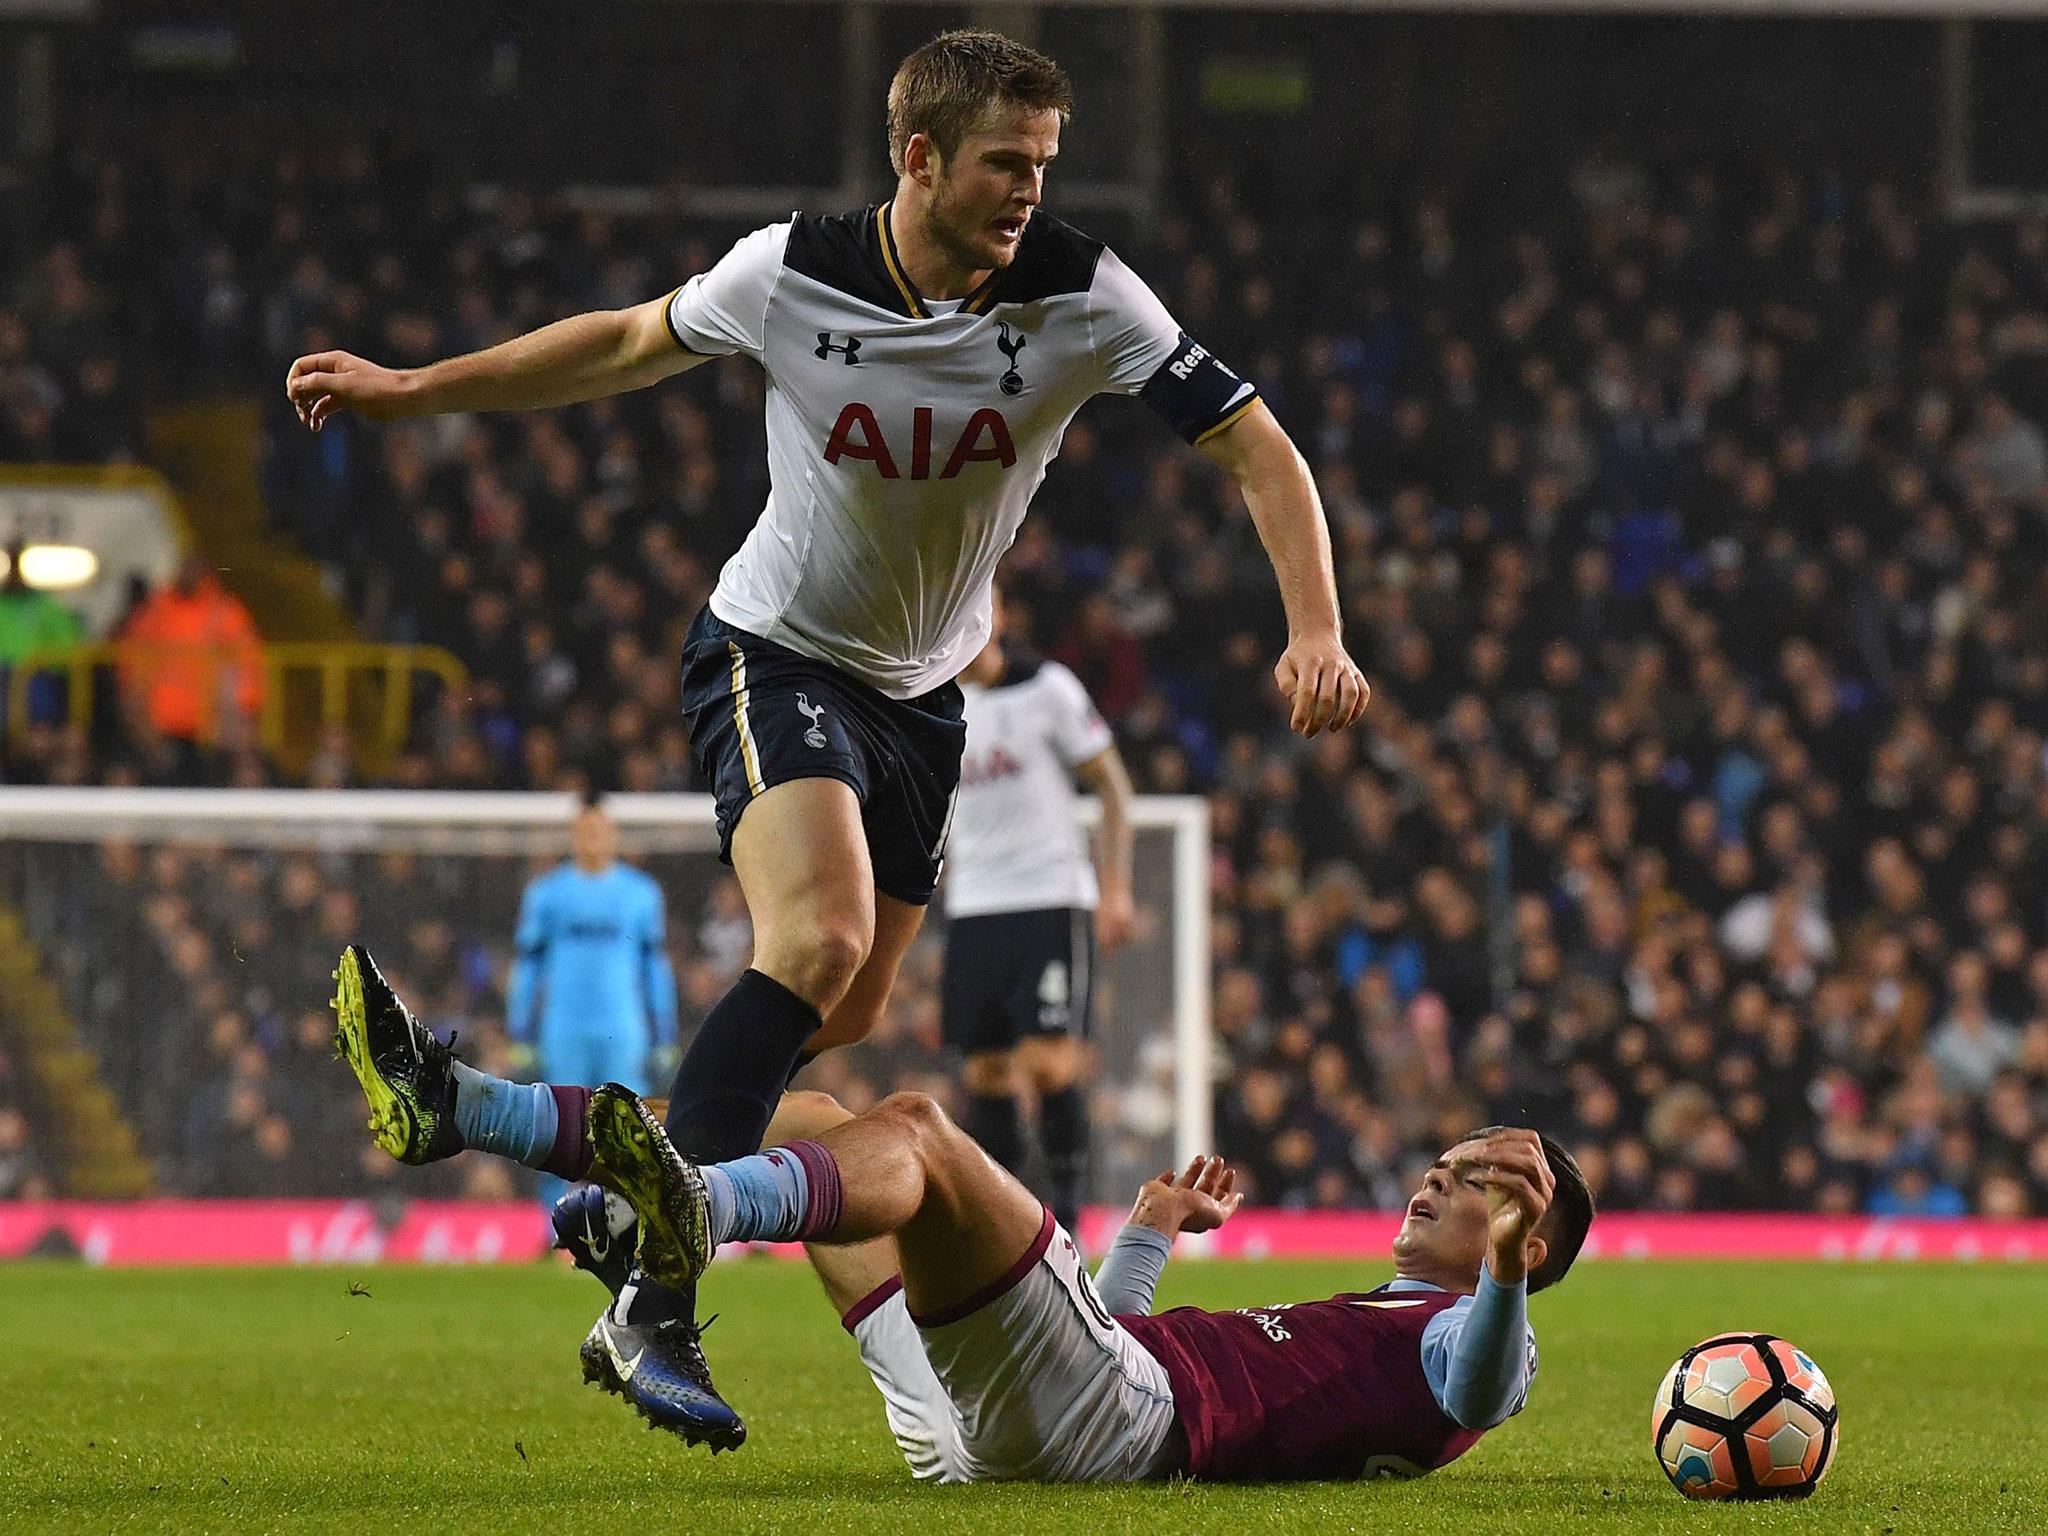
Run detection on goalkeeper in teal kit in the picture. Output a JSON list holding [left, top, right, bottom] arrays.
[[508, 797, 680, 1116]]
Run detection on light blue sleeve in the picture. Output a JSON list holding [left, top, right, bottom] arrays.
[[506, 876, 550, 1046], [1419, 1270, 1535, 1430], [640, 876, 679, 1050], [1093, 1225, 1173, 1316]]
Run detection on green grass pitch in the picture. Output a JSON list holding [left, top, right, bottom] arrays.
[[3, 1257, 2043, 1532]]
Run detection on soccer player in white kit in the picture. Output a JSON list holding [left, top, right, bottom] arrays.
[[943, 597, 1134, 1238], [290, 29, 1367, 1451]]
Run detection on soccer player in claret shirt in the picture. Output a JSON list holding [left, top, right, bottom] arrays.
[[330, 966, 1593, 1484], [301, 29, 1368, 1451], [626, 1093, 1593, 1483]]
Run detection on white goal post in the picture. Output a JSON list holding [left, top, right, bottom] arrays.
[[0, 787, 1212, 1179]]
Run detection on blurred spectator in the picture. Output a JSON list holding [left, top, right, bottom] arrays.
[[11, 126, 2048, 1216], [0, 1106, 50, 1200], [116, 553, 265, 746], [0, 546, 83, 735], [0, 547, 82, 664]]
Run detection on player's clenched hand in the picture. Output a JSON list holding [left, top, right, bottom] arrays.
[[1274, 631, 1370, 739], [285, 350, 413, 431], [1129, 1154, 1243, 1237], [1446, 1129, 1554, 1286]]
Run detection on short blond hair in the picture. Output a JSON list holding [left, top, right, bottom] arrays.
[[886, 30, 1073, 176]]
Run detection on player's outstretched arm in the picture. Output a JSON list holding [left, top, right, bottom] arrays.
[[1094, 1156, 1242, 1315], [285, 295, 706, 431], [1196, 401, 1370, 739]]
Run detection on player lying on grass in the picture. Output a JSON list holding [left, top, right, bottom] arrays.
[[334, 945, 1594, 1481], [723, 1089, 1592, 1482]]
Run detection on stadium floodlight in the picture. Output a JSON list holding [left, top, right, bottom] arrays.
[[0, 787, 1210, 1195], [12, 544, 100, 590]]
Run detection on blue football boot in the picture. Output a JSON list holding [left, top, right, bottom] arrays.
[[578, 1283, 746, 1452], [572, 1086, 744, 1451], [552, 1183, 636, 1296]]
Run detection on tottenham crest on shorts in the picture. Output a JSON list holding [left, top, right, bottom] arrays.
[[797, 693, 828, 749]]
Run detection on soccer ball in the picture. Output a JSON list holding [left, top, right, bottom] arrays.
[[1651, 1333, 1839, 1500]]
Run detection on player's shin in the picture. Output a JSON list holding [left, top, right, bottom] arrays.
[[617, 969, 824, 1323], [704, 1106, 935, 1248], [663, 968, 823, 1167], [452, 1063, 594, 1179], [702, 1140, 844, 1246]]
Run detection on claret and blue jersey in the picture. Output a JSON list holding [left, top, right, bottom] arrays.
[[1114, 1266, 1536, 1480], [507, 862, 679, 1092]]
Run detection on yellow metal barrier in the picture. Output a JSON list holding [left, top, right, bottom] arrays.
[[6, 641, 468, 770]]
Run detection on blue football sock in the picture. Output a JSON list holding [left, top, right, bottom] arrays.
[[451, 1062, 559, 1168], [702, 1148, 811, 1247]]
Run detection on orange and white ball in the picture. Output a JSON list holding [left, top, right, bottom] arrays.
[[1651, 1334, 1839, 1500]]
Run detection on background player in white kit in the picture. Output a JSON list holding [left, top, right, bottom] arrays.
[[944, 593, 1134, 1238], [295, 29, 1368, 1452]]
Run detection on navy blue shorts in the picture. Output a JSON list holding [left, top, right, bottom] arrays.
[[679, 608, 966, 906], [941, 906, 1098, 1054]]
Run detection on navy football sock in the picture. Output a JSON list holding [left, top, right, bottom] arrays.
[[963, 1091, 1027, 1176], [1039, 1084, 1089, 1238], [665, 968, 823, 1159], [622, 968, 821, 1326]]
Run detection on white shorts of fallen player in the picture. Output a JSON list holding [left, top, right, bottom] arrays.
[[841, 1210, 1182, 1483]]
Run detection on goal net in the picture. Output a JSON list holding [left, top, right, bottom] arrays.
[[0, 789, 1209, 1212]]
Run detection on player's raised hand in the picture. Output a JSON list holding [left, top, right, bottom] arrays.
[[285, 350, 413, 431], [1129, 1154, 1243, 1237], [1447, 1129, 1555, 1284], [1274, 630, 1370, 739]]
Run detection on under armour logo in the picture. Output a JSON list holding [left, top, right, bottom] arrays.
[[816, 333, 863, 365], [796, 693, 828, 749], [995, 322, 1027, 396]]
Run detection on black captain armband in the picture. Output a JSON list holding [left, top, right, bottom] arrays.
[[1139, 332, 1261, 445]]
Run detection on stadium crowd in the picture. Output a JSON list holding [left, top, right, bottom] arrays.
[[6, 124, 2048, 1220]]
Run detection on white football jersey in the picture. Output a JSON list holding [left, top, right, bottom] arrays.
[[944, 659, 1114, 918], [665, 203, 1256, 699]]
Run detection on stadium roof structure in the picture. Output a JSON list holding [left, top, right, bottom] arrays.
[[608, 0, 2046, 218], [759, 0, 2048, 19]]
